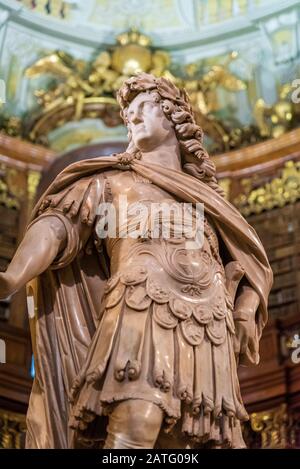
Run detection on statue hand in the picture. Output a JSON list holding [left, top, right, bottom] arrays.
[[233, 286, 260, 364], [233, 314, 257, 358], [0, 272, 16, 300]]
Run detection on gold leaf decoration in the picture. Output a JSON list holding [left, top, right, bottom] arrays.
[[234, 161, 300, 216]]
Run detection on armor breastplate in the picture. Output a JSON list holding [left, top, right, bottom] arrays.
[[103, 208, 235, 350]]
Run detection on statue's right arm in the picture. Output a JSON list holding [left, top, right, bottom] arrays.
[[0, 215, 67, 300], [0, 173, 105, 300]]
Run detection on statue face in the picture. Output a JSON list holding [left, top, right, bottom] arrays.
[[126, 92, 175, 152]]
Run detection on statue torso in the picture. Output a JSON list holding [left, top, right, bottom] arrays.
[[93, 169, 233, 346]]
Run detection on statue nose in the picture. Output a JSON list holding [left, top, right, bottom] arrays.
[[131, 111, 143, 124]]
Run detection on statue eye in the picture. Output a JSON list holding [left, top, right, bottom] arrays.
[[142, 102, 154, 112]]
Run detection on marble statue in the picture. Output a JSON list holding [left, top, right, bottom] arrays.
[[0, 73, 273, 449]]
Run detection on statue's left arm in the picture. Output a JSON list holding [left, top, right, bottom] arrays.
[[218, 218, 272, 367], [233, 284, 261, 365]]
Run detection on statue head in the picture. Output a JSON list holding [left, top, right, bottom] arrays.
[[122, 90, 176, 153], [117, 73, 224, 196]]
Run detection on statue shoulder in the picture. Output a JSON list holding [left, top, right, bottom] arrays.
[[36, 172, 105, 226]]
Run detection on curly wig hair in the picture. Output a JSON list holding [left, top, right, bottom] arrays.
[[117, 72, 224, 197]]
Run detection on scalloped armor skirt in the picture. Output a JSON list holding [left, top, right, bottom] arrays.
[[69, 237, 248, 448]]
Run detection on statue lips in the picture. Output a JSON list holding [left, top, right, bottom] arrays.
[[134, 124, 146, 134]]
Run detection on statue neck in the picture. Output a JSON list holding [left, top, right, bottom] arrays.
[[140, 138, 181, 171]]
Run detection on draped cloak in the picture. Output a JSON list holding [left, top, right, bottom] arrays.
[[24, 155, 273, 448]]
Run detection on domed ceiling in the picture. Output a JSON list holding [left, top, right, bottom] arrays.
[[0, 0, 299, 154], [9, 0, 299, 48]]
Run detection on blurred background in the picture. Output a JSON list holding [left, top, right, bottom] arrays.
[[0, 0, 299, 449]]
